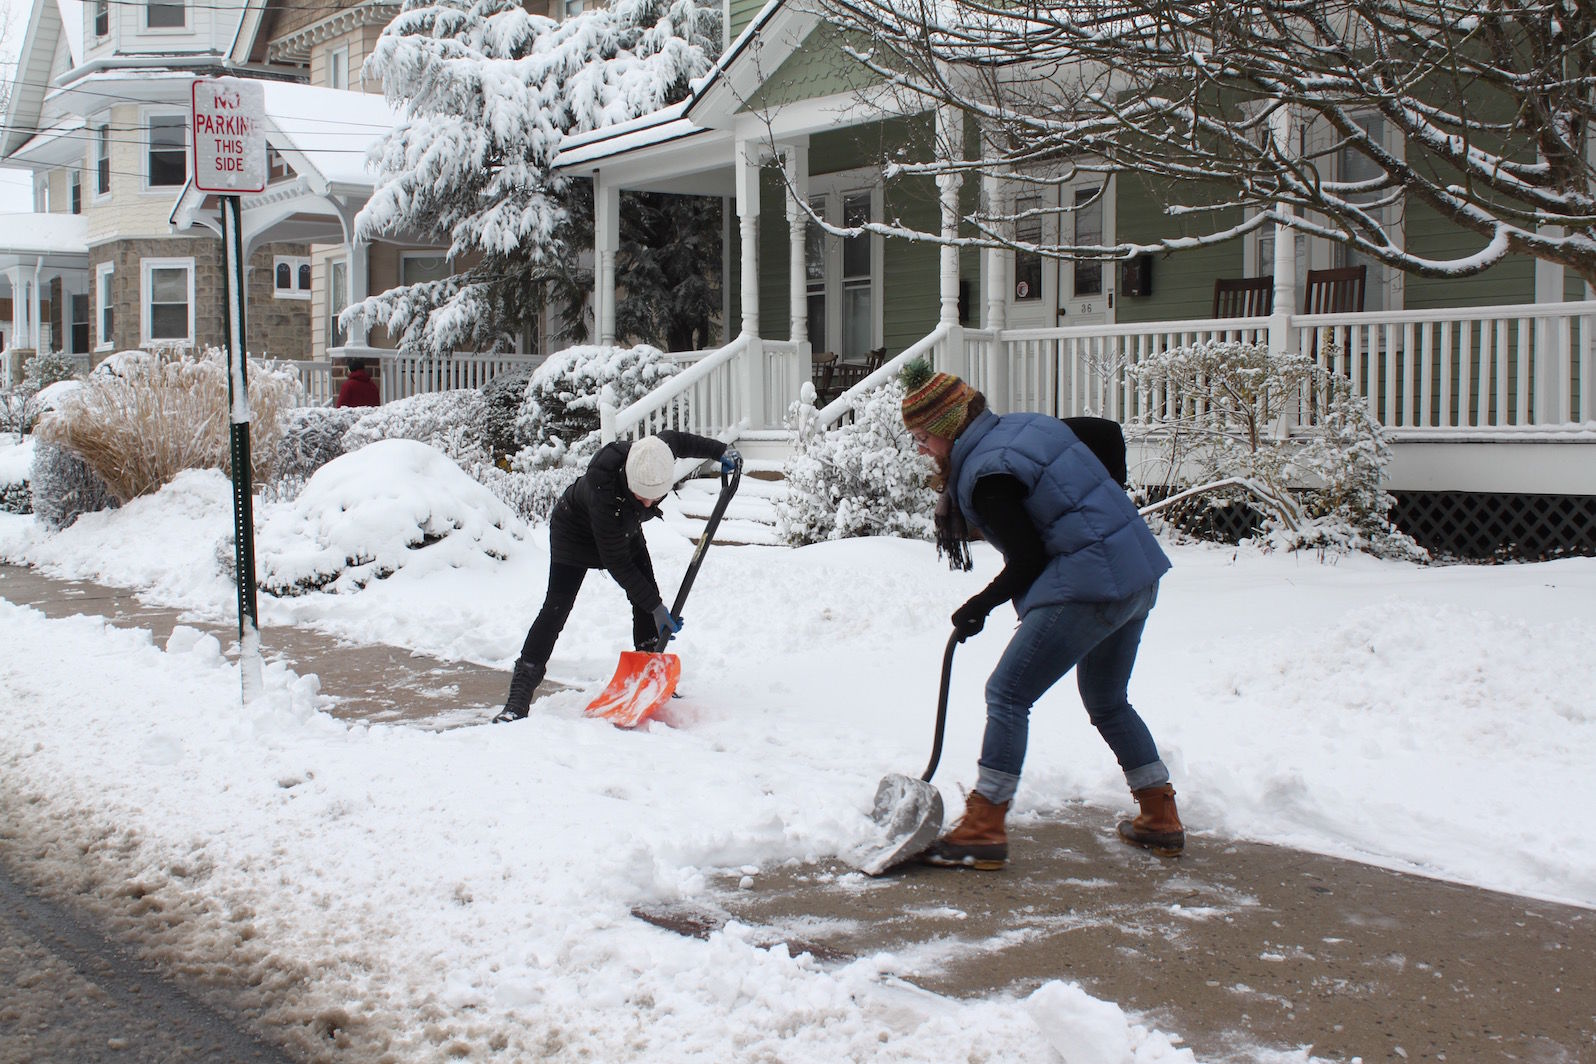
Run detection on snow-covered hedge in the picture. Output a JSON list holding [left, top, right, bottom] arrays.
[[28, 441, 119, 531], [275, 406, 366, 483], [512, 344, 682, 468], [341, 389, 492, 469], [1127, 339, 1425, 560], [32, 348, 301, 503], [481, 368, 534, 460], [256, 439, 521, 597], [0, 437, 34, 514], [776, 381, 935, 545]]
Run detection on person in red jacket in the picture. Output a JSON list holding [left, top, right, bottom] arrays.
[[334, 357, 380, 408]]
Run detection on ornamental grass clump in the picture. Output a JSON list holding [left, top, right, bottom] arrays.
[[34, 348, 301, 503]]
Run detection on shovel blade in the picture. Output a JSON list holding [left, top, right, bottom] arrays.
[[584, 651, 682, 728], [854, 773, 944, 876]]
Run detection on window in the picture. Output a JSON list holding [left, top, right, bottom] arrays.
[[328, 47, 348, 91], [274, 256, 312, 299], [803, 182, 881, 359], [1072, 187, 1104, 297], [141, 259, 194, 345], [147, 115, 186, 188], [146, 0, 184, 29], [1013, 192, 1043, 302], [96, 263, 115, 349], [71, 294, 90, 353], [328, 259, 349, 349], [70, 170, 81, 214], [95, 127, 111, 196], [400, 253, 451, 286], [564, 0, 586, 17], [94, 0, 109, 36]]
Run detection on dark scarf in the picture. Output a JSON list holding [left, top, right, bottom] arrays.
[[934, 484, 973, 572]]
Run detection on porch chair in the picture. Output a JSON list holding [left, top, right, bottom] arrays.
[[1303, 265, 1367, 315], [811, 351, 839, 404], [1212, 276, 1274, 318]]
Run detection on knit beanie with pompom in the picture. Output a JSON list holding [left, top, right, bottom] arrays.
[[900, 362, 977, 440]]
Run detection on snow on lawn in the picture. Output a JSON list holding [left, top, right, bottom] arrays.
[[3, 439, 1595, 1060]]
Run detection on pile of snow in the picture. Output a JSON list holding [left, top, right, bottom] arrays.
[[256, 439, 522, 596]]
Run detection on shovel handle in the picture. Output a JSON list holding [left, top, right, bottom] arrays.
[[920, 630, 959, 782], [652, 454, 743, 653]]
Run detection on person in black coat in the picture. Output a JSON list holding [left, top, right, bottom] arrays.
[[494, 430, 735, 722]]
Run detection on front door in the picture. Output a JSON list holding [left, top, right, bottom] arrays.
[[1006, 177, 1116, 331]]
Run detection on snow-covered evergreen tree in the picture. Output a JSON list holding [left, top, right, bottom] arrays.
[[776, 381, 935, 545], [510, 344, 682, 468], [350, 0, 721, 355]]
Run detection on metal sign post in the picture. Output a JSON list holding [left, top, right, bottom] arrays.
[[193, 77, 267, 703]]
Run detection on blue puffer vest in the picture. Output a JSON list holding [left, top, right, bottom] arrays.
[[952, 410, 1170, 611]]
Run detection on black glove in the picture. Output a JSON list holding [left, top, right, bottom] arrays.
[[951, 598, 988, 642]]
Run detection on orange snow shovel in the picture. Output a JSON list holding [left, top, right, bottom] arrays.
[[585, 454, 743, 728]]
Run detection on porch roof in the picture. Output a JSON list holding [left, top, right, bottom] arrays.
[[0, 212, 89, 270]]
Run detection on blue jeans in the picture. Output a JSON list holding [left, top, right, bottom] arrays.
[[975, 581, 1168, 804]]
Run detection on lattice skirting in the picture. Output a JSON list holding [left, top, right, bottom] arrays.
[[1390, 492, 1596, 562], [1141, 487, 1596, 560]]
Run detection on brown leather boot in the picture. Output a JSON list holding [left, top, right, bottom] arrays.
[[1117, 783, 1185, 856], [922, 792, 1009, 870]]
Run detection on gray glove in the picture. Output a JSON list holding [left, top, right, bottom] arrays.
[[650, 603, 683, 642]]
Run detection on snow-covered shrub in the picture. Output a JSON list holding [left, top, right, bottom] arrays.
[[512, 344, 683, 468], [31, 348, 301, 503], [1127, 339, 1425, 560], [481, 368, 534, 460], [276, 406, 365, 482], [341, 389, 492, 469], [28, 441, 119, 530], [776, 379, 935, 545], [256, 439, 521, 597], [23, 350, 78, 391], [467, 461, 583, 525], [0, 351, 80, 439], [0, 437, 34, 514]]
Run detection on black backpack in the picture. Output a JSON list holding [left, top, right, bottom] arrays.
[[1062, 416, 1128, 489]]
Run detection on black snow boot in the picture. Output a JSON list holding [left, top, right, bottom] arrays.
[[492, 659, 544, 723]]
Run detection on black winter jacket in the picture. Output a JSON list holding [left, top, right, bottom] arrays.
[[547, 430, 727, 612]]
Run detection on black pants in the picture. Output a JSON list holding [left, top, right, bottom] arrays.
[[517, 546, 660, 667]]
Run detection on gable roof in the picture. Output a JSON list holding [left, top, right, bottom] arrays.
[[2, 0, 64, 158]]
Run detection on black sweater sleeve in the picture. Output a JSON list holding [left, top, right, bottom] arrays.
[[967, 475, 1047, 614], [656, 429, 728, 464]]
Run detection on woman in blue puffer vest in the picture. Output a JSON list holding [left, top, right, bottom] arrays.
[[898, 361, 1184, 869]]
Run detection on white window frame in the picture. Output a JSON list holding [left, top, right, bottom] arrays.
[[400, 251, 452, 287], [564, 0, 586, 18], [95, 262, 115, 350], [143, 109, 189, 192], [94, 125, 112, 198], [803, 171, 883, 359], [327, 257, 349, 351], [92, 0, 109, 38], [142, 0, 187, 32], [273, 256, 313, 300], [327, 46, 349, 91], [70, 168, 82, 213], [140, 257, 195, 347]]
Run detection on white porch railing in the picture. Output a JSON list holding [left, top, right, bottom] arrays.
[[600, 335, 804, 443], [817, 302, 1595, 438]]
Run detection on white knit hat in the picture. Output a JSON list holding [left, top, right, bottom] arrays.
[[624, 436, 674, 500]]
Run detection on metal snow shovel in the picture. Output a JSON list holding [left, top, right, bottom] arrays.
[[855, 629, 960, 876], [584, 453, 743, 728]]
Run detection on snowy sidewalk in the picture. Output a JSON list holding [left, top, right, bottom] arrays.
[[3, 561, 1593, 1062]]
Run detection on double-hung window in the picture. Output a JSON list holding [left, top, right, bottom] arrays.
[[803, 179, 882, 360], [93, 0, 109, 37], [96, 263, 115, 350], [146, 0, 185, 30], [95, 127, 111, 197], [142, 258, 194, 346], [147, 114, 186, 188]]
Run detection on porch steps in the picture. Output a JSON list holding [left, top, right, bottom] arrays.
[[664, 464, 787, 546]]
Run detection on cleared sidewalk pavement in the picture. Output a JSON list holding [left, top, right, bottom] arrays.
[[3, 562, 1593, 1062]]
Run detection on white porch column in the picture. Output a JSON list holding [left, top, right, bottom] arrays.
[[333, 200, 372, 348], [29, 260, 45, 352], [936, 104, 966, 378], [785, 144, 809, 349], [1267, 105, 1297, 360], [1534, 223, 1567, 423], [735, 141, 760, 340], [982, 172, 1010, 411], [595, 172, 620, 347]]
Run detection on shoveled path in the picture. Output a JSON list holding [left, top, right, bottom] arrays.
[[3, 563, 1594, 1063]]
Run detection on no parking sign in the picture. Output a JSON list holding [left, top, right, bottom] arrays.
[[192, 78, 266, 194]]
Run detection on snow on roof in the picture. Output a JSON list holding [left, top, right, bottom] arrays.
[[554, 111, 712, 171], [0, 211, 89, 255], [258, 82, 401, 189]]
